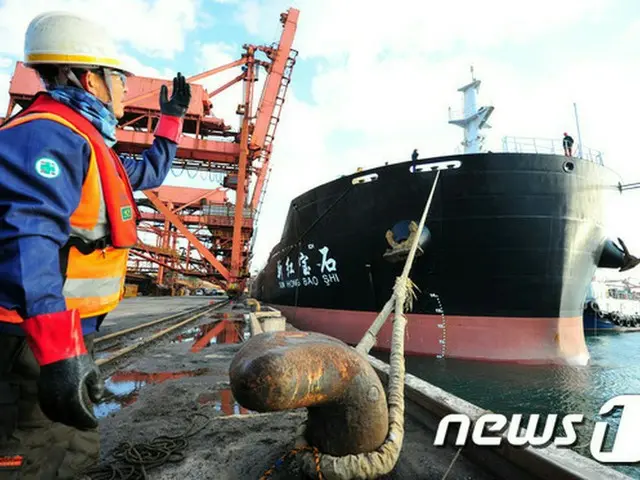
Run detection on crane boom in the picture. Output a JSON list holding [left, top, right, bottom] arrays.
[[250, 9, 299, 151], [249, 9, 299, 210]]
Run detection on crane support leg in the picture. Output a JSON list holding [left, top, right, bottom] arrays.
[[143, 189, 231, 281]]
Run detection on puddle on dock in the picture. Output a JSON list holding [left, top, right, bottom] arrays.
[[93, 368, 210, 418], [196, 389, 253, 415], [170, 318, 246, 352]]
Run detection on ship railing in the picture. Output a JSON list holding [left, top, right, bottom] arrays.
[[599, 298, 640, 316], [501, 136, 604, 165]]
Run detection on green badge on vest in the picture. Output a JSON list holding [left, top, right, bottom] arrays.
[[121, 206, 133, 221], [35, 158, 60, 179]]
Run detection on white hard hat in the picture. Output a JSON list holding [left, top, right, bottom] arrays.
[[24, 11, 133, 76]]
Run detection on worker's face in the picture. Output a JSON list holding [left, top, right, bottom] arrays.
[[84, 70, 128, 119]]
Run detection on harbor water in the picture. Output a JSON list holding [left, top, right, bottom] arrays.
[[374, 331, 640, 478]]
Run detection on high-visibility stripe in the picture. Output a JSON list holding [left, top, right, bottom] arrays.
[[70, 175, 108, 240], [63, 246, 128, 318], [26, 53, 121, 68], [65, 290, 123, 319], [63, 276, 122, 299]]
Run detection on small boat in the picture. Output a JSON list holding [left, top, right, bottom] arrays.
[[583, 277, 640, 332]]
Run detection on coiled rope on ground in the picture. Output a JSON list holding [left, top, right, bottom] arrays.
[[81, 412, 212, 480]]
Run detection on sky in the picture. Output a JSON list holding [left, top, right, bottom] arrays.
[[1, 0, 639, 281]]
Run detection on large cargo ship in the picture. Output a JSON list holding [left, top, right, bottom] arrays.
[[251, 70, 639, 365]]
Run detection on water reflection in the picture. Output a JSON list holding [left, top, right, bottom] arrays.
[[196, 389, 253, 416], [171, 319, 246, 352], [93, 368, 211, 418]]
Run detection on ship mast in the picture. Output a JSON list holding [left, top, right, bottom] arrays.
[[448, 66, 495, 154]]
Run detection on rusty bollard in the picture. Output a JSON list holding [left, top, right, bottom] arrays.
[[229, 331, 389, 456]]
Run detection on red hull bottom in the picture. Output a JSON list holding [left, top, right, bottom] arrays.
[[271, 305, 590, 366]]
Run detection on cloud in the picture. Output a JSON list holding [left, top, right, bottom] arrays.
[[233, 0, 609, 60], [235, 0, 261, 35], [119, 54, 171, 79], [0, 0, 199, 60], [194, 41, 247, 132], [250, 90, 334, 270]]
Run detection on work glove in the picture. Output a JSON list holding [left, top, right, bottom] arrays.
[[21, 309, 104, 430], [159, 72, 191, 118]]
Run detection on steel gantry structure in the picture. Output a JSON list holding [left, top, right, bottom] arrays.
[[4, 8, 299, 295]]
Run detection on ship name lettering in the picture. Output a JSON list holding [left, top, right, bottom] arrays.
[[303, 276, 319, 287], [322, 273, 340, 286], [285, 278, 301, 288], [299, 252, 311, 276], [317, 246, 337, 274], [285, 256, 295, 277], [276, 245, 340, 288]]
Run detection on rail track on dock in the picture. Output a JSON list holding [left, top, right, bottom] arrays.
[[94, 299, 231, 368]]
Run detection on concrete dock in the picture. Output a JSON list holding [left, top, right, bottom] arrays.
[[87, 297, 631, 480], [97, 296, 215, 336]]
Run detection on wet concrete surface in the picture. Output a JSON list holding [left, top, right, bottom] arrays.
[[91, 301, 497, 480], [96, 296, 221, 338]]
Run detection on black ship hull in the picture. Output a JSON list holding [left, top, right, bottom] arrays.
[[251, 152, 625, 364]]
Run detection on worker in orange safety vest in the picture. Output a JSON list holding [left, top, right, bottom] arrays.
[[0, 11, 191, 479]]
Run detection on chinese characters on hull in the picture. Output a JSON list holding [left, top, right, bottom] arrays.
[[276, 244, 341, 289]]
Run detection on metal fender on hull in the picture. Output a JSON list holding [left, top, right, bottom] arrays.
[[598, 237, 640, 272]]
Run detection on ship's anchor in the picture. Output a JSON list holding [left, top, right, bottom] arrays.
[[231, 171, 443, 479], [616, 238, 640, 272], [597, 237, 640, 272]]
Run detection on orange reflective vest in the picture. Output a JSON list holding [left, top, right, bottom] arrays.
[[0, 93, 139, 321]]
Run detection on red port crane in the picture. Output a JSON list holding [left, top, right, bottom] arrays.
[[4, 8, 299, 295]]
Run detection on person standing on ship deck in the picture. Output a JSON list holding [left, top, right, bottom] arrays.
[[411, 148, 418, 172], [0, 11, 191, 479], [562, 132, 574, 157]]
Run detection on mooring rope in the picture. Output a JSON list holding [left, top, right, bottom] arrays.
[[293, 169, 442, 480], [355, 170, 441, 354], [81, 412, 212, 480]]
